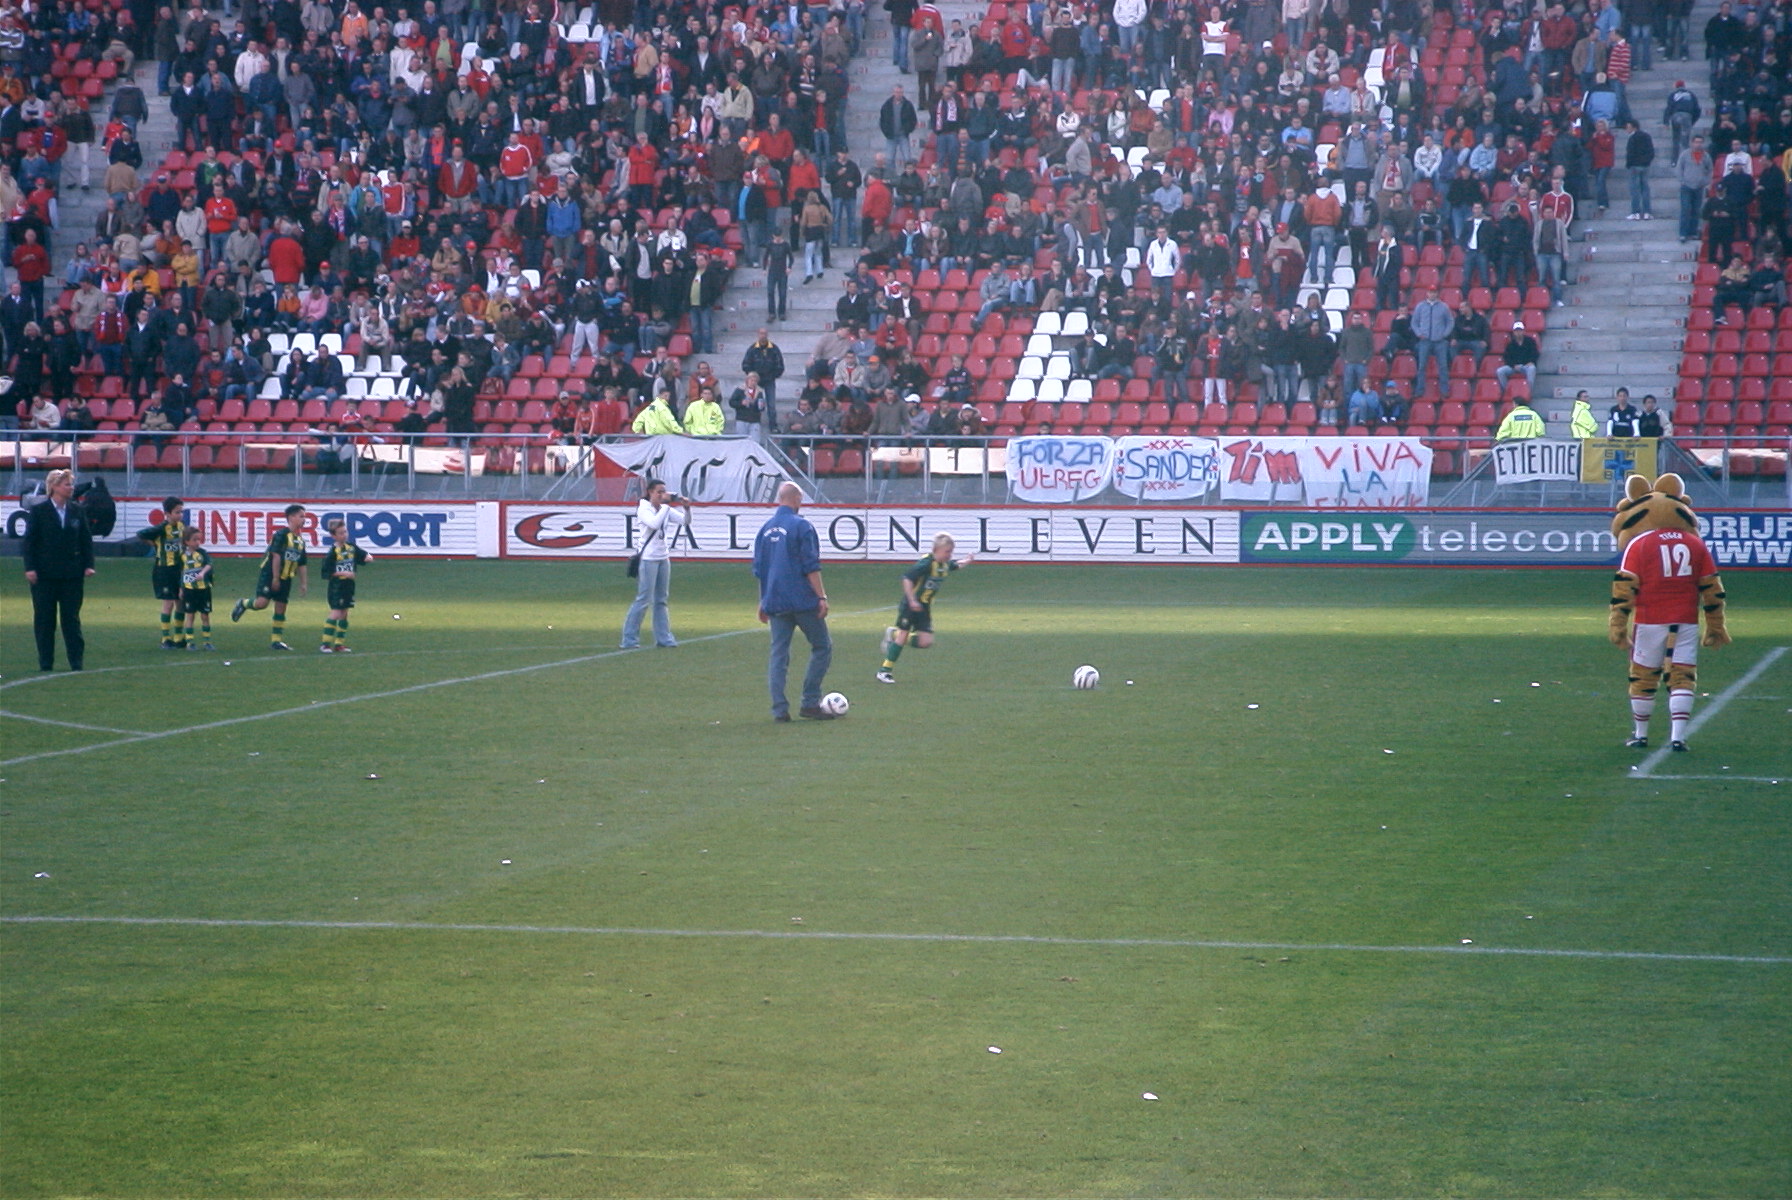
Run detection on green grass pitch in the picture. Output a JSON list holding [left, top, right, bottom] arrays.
[[3, 559, 1789, 1198]]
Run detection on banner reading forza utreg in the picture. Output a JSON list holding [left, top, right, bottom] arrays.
[[594, 436, 788, 503], [504, 503, 1241, 563]]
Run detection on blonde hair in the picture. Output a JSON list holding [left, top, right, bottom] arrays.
[[932, 533, 955, 551], [45, 468, 73, 491]]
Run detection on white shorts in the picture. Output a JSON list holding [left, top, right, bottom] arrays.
[[1633, 622, 1699, 669]]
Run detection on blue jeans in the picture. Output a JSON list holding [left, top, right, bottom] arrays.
[[1414, 338, 1449, 395], [1340, 360, 1368, 400], [831, 196, 853, 243], [1536, 252, 1564, 302], [690, 306, 713, 353], [1678, 186, 1702, 240], [892, 23, 909, 69], [1593, 166, 1611, 209], [767, 607, 832, 717], [1629, 166, 1652, 215], [621, 558, 675, 648]]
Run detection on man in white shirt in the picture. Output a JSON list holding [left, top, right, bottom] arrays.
[[1144, 226, 1181, 310], [621, 479, 693, 650]]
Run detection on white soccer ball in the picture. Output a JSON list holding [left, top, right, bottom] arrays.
[[820, 691, 850, 716], [1073, 665, 1100, 690]]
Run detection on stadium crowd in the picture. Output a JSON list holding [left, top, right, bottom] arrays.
[[0, 0, 1785, 458]]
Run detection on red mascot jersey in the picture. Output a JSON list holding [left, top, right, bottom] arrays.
[[1618, 528, 1717, 625]]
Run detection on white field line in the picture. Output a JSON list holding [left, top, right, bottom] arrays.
[[2, 915, 1787, 966], [1, 609, 883, 768], [0, 710, 148, 736], [1633, 645, 1790, 780], [1645, 775, 1786, 784], [0, 643, 636, 693]]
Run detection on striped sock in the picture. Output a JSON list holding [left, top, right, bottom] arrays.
[[271, 616, 285, 643], [1668, 690, 1694, 743], [160, 613, 172, 640], [335, 617, 348, 648], [323, 618, 338, 646]]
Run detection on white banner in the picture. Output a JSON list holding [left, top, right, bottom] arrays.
[[595, 435, 788, 503], [1216, 436, 1433, 507], [86, 499, 484, 556], [1005, 436, 1117, 502], [1111, 435, 1222, 500], [1492, 439, 1583, 485], [504, 503, 1241, 564]]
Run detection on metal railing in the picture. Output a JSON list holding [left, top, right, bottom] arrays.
[[3, 427, 1786, 507]]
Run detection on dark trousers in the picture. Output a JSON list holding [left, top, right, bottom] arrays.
[[767, 271, 788, 319], [31, 575, 85, 669]]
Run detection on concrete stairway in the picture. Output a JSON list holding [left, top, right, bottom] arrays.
[[50, 72, 182, 291], [1537, 0, 1714, 427], [707, 0, 983, 417]]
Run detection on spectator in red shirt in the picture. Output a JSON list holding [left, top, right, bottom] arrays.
[[267, 221, 306, 287], [626, 132, 661, 209], [436, 143, 479, 214], [11, 228, 50, 320], [202, 180, 236, 268], [1588, 119, 1616, 213], [497, 130, 534, 208]]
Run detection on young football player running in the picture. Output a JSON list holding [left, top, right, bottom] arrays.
[[877, 532, 971, 683], [231, 504, 309, 649]]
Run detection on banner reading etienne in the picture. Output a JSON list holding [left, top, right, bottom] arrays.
[[595, 435, 788, 503]]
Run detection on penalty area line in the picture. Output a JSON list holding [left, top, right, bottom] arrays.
[[1633, 645, 1789, 780], [2, 915, 1788, 966], [0, 710, 149, 736], [0, 608, 884, 768]]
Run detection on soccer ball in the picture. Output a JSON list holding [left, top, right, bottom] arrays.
[[1072, 665, 1100, 689], [820, 691, 850, 716]]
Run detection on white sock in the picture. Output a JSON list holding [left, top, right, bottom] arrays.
[[1668, 690, 1694, 743], [1630, 696, 1654, 739]]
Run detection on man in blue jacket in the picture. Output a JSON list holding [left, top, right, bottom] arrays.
[[754, 482, 834, 721]]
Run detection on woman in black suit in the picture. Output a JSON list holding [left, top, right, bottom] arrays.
[[21, 469, 96, 671]]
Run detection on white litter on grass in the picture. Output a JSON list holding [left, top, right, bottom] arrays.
[[537, 779, 546, 784], [365, 773, 380, 780], [223, 661, 233, 666], [1126, 680, 1134, 686], [33, 872, 49, 879], [1380, 825, 1388, 830], [987, 1046, 1002, 1054], [1142, 1092, 1159, 1101], [1460, 939, 1474, 945], [1382, 749, 1395, 754], [1492, 699, 1502, 704], [501, 860, 512, 865], [1247, 703, 1260, 709], [1530, 682, 1541, 688], [248, 752, 260, 756], [393, 614, 402, 620]]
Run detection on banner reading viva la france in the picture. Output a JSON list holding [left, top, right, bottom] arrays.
[[1216, 436, 1433, 507]]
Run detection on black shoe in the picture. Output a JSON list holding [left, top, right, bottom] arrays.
[[1625, 736, 1649, 749], [798, 706, 836, 720], [1670, 740, 1689, 752], [773, 713, 791, 722], [231, 598, 247, 622]]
